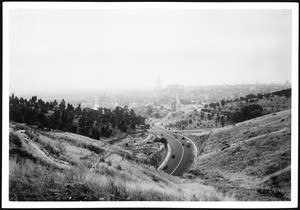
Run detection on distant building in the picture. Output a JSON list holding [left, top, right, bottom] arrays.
[[285, 80, 291, 86], [155, 76, 163, 91], [93, 95, 100, 110], [166, 84, 184, 91], [171, 101, 176, 111], [93, 104, 100, 110]]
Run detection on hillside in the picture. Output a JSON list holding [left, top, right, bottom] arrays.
[[187, 109, 291, 201], [160, 91, 291, 131], [9, 123, 234, 201]]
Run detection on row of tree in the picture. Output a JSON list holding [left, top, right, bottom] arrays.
[[202, 103, 264, 127], [9, 94, 146, 140], [224, 104, 264, 125], [203, 103, 264, 126], [205, 88, 291, 109]]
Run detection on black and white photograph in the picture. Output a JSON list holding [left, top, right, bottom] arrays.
[[2, 2, 298, 208]]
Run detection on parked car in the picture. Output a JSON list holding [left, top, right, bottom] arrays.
[[182, 137, 185, 140]]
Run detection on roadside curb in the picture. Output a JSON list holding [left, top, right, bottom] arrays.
[[157, 143, 171, 171], [146, 130, 172, 171]]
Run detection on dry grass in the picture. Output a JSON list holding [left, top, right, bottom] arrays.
[[188, 110, 291, 201], [9, 122, 234, 201], [9, 153, 230, 201]]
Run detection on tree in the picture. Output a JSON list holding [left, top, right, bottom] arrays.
[[209, 103, 216, 109], [53, 100, 58, 107], [10, 108, 22, 123], [91, 127, 101, 140], [51, 109, 61, 129], [247, 104, 263, 119], [37, 99, 45, 109], [24, 108, 36, 125], [101, 125, 112, 137], [220, 116, 225, 127], [9, 94, 146, 139], [74, 104, 82, 116], [215, 113, 220, 126], [207, 113, 212, 120], [59, 99, 66, 111], [31, 96, 37, 103], [200, 112, 205, 120], [67, 103, 74, 112], [246, 94, 256, 101], [154, 112, 160, 118], [257, 93, 263, 99], [146, 106, 153, 116], [221, 99, 226, 107], [37, 112, 50, 128]]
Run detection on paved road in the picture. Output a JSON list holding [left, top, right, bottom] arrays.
[[151, 124, 196, 176]]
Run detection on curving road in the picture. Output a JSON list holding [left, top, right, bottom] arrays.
[[151, 124, 196, 176]]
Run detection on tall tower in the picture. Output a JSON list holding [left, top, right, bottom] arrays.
[[155, 76, 162, 91], [171, 100, 176, 111]]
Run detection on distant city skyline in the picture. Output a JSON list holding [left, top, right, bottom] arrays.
[[7, 4, 293, 93]]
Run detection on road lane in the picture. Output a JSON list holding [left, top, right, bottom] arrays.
[[172, 134, 195, 176], [151, 125, 196, 176], [151, 125, 183, 174]]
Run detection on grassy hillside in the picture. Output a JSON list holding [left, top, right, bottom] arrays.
[[187, 109, 291, 201], [160, 94, 291, 130], [9, 123, 234, 201]]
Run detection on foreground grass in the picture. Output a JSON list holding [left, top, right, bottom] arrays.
[[9, 123, 233, 201]]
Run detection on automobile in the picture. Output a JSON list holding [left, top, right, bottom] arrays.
[[182, 143, 184, 146], [182, 137, 185, 140], [186, 141, 190, 148], [171, 154, 176, 158], [174, 136, 177, 139]]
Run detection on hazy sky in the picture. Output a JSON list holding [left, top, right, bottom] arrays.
[[9, 8, 292, 92]]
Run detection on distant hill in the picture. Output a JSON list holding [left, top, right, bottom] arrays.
[[187, 109, 291, 201], [160, 89, 291, 130]]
